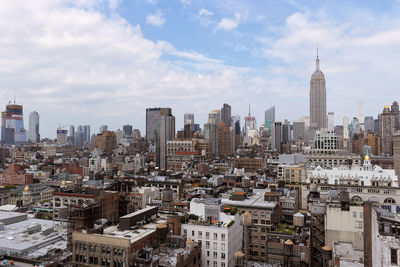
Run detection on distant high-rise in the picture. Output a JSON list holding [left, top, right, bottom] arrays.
[[378, 105, 395, 156], [99, 125, 108, 134], [328, 112, 334, 131], [293, 121, 305, 141], [271, 122, 282, 152], [359, 100, 365, 131], [364, 116, 374, 133], [83, 125, 90, 143], [69, 125, 75, 137], [159, 111, 175, 169], [221, 103, 232, 127], [244, 105, 256, 136], [123, 124, 133, 136], [310, 50, 327, 129], [264, 106, 275, 133], [1, 102, 26, 146], [74, 130, 85, 147], [184, 113, 194, 130], [204, 110, 220, 158], [391, 101, 400, 131], [28, 111, 40, 143], [343, 117, 349, 139], [57, 128, 68, 144], [146, 108, 171, 143]]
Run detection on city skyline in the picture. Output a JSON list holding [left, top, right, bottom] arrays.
[[2, 1, 400, 138]]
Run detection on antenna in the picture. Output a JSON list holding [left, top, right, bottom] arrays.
[[248, 104, 251, 116], [13, 93, 16, 104]]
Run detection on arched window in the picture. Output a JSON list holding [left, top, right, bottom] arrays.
[[384, 198, 396, 204], [351, 196, 363, 204]]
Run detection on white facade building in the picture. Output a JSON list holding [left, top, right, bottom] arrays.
[[307, 155, 398, 187], [182, 198, 243, 267]]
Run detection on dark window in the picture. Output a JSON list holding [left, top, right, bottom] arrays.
[[391, 249, 398, 264]]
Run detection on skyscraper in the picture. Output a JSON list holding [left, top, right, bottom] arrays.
[[343, 116, 349, 139], [310, 50, 327, 129], [204, 110, 220, 158], [159, 111, 175, 169], [378, 105, 395, 156], [244, 105, 256, 136], [83, 125, 90, 143], [364, 116, 374, 133], [328, 112, 334, 131], [69, 125, 75, 138], [28, 111, 40, 143], [123, 124, 133, 136], [146, 108, 171, 143], [184, 113, 194, 130], [391, 101, 400, 131], [1, 102, 26, 146], [271, 122, 282, 152], [359, 100, 365, 131], [220, 103, 232, 127], [265, 106, 275, 133]]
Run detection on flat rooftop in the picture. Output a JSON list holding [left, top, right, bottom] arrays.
[[221, 189, 277, 209]]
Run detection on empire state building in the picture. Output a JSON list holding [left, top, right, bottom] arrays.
[[310, 50, 327, 129]]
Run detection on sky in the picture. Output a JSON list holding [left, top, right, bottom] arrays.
[[1, 0, 400, 138]]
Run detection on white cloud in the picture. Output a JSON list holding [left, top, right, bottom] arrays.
[[260, 10, 400, 122], [145, 0, 157, 5], [180, 0, 190, 7], [214, 12, 241, 32], [0, 0, 267, 137], [199, 8, 213, 17], [146, 9, 165, 27]]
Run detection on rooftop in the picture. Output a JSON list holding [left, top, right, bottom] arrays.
[[221, 189, 277, 209]]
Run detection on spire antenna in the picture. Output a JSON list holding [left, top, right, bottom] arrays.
[[316, 45, 320, 71], [248, 104, 251, 116]]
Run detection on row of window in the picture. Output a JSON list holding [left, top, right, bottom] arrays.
[[206, 250, 226, 260], [187, 230, 226, 241], [75, 255, 126, 267]]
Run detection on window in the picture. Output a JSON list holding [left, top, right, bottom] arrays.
[[206, 241, 210, 249], [356, 221, 363, 229], [213, 261, 217, 267], [192, 230, 195, 236], [213, 233, 218, 240], [213, 252, 217, 259], [391, 249, 398, 264], [360, 212, 363, 218], [221, 243, 226, 251], [353, 212, 357, 218], [221, 263, 225, 267], [206, 232, 210, 239], [213, 242, 217, 250], [198, 231, 202, 238], [207, 251, 210, 257], [221, 234, 225, 241]]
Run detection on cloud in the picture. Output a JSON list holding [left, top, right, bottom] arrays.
[[260, 9, 400, 122], [199, 8, 213, 17], [145, 0, 156, 5], [0, 0, 268, 137], [146, 9, 166, 26], [180, 0, 190, 7], [214, 12, 241, 32]]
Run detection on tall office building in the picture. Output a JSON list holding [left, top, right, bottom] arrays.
[[310, 50, 327, 129], [343, 117, 349, 139], [57, 128, 68, 144], [391, 101, 400, 131], [271, 122, 282, 152], [378, 105, 395, 156], [220, 103, 232, 127], [364, 116, 374, 133], [69, 125, 75, 138], [232, 115, 241, 150], [204, 110, 220, 158], [1, 102, 26, 146], [146, 108, 171, 143], [328, 112, 334, 131], [244, 105, 256, 136], [159, 112, 175, 169], [99, 125, 108, 134], [74, 130, 85, 147], [293, 121, 305, 141], [28, 111, 40, 143], [146, 108, 175, 168], [265, 106, 275, 133], [393, 132, 400, 177], [184, 113, 194, 130], [83, 125, 90, 143], [123, 125, 133, 136]]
